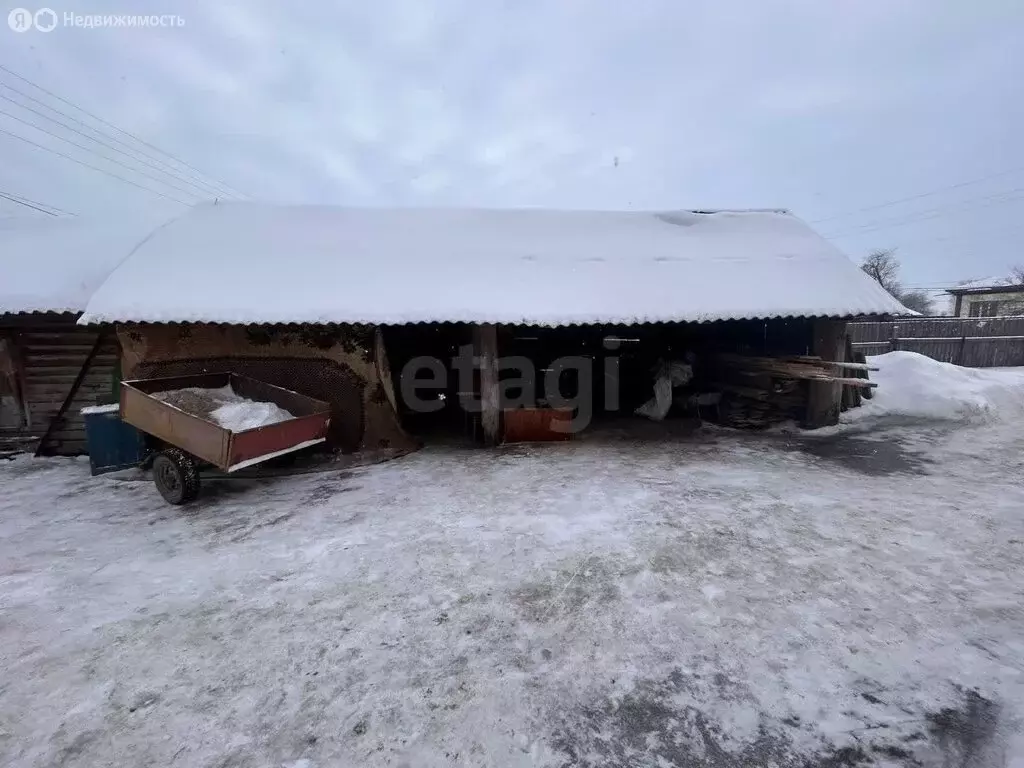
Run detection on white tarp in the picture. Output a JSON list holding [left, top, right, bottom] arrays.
[[79, 203, 911, 326], [635, 360, 694, 420]]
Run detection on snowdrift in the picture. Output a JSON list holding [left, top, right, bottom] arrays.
[[849, 351, 1024, 423]]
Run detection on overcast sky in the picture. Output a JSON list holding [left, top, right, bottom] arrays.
[[2, 0, 1022, 301]]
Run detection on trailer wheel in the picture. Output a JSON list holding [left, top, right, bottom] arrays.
[[153, 448, 200, 504]]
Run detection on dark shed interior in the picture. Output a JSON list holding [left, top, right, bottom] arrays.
[[383, 317, 829, 445]]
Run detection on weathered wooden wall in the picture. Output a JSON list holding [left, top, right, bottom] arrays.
[[0, 314, 119, 455], [848, 316, 1024, 367]]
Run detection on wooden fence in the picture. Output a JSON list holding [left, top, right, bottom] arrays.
[[847, 316, 1024, 367]]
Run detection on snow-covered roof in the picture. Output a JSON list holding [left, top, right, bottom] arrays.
[[0, 216, 159, 315], [947, 276, 1024, 294], [79, 203, 910, 325]]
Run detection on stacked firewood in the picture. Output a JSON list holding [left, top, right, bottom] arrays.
[[712, 350, 877, 429], [716, 376, 805, 429]]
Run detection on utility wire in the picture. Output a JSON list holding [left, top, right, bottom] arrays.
[[0, 190, 57, 215], [0, 127, 193, 205], [0, 91, 228, 199], [871, 223, 1024, 251], [810, 165, 1024, 225], [0, 188, 74, 216], [0, 64, 247, 199], [824, 189, 1024, 238], [0, 106, 211, 201], [0, 88, 232, 200]]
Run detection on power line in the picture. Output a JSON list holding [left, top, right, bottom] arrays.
[[0, 64, 247, 199], [823, 189, 1024, 238], [0, 88, 233, 200], [810, 165, 1024, 225], [0, 80, 234, 198], [873, 222, 1024, 251], [0, 127, 193, 205], [0, 106, 211, 201], [825, 186, 1024, 237], [0, 190, 57, 215], [0, 188, 74, 216]]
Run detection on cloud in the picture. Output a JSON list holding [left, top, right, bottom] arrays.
[[1, 0, 1022, 284]]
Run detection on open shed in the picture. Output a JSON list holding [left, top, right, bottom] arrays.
[[76, 202, 908, 448]]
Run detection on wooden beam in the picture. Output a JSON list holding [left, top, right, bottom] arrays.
[[803, 319, 846, 429], [473, 323, 500, 447], [831, 377, 877, 388], [826, 361, 879, 372], [34, 329, 106, 456]]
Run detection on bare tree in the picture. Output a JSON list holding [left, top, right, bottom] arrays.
[[860, 249, 902, 295], [860, 248, 933, 314], [1010, 265, 1024, 285], [897, 290, 933, 315]]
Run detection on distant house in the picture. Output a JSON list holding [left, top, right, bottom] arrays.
[[947, 278, 1024, 318]]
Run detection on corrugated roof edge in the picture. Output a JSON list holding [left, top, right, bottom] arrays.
[[3, 309, 81, 318], [77, 312, 908, 328]]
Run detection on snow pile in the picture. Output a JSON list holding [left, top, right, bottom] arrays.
[[210, 400, 295, 432], [953, 276, 1022, 291], [80, 403, 119, 415], [153, 384, 295, 431], [851, 351, 1024, 423]]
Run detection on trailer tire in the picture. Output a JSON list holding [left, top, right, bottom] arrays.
[[153, 448, 200, 505]]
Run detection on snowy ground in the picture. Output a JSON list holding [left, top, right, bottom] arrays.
[[2, 354, 1024, 767]]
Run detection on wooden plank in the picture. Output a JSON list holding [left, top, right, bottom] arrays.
[[34, 330, 106, 456], [818, 360, 878, 372], [830, 377, 878, 388]]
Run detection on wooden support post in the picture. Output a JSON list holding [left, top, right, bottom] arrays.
[[803, 319, 846, 429], [841, 335, 861, 409], [0, 334, 29, 428], [473, 323, 500, 446]]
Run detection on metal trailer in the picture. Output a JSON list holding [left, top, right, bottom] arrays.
[[119, 372, 332, 504]]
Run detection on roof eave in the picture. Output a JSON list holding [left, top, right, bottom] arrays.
[[946, 284, 1024, 296]]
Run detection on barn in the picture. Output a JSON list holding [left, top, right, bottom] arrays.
[[74, 203, 909, 451]]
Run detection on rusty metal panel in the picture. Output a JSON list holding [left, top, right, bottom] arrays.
[[227, 413, 330, 469], [226, 373, 331, 468], [503, 407, 574, 443], [120, 380, 231, 468]]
